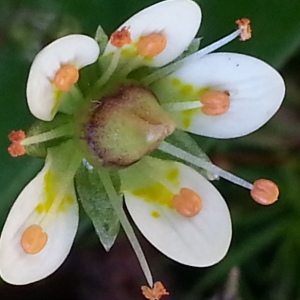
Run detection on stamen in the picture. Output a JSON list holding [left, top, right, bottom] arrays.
[[141, 281, 169, 300], [200, 90, 230, 116], [141, 30, 240, 86], [8, 130, 26, 157], [53, 64, 79, 92], [159, 141, 253, 190], [236, 18, 252, 41], [250, 179, 279, 205], [110, 27, 132, 48], [137, 33, 167, 57], [172, 188, 202, 217], [21, 225, 48, 254], [98, 170, 154, 287]]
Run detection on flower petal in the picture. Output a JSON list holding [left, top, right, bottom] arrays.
[[120, 157, 231, 267], [105, 0, 201, 67], [0, 150, 79, 284], [153, 52, 285, 138], [27, 34, 100, 121]]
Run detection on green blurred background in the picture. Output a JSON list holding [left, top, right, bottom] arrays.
[[1, 0, 300, 299]]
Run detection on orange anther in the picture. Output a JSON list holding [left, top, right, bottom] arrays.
[[250, 179, 279, 205], [21, 224, 48, 254], [141, 281, 169, 300], [172, 188, 202, 217], [110, 27, 132, 48], [200, 90, 230, 116], [236, 18, 252, 41], [8, 130, 26, 157], [137, 33, 167, 57], [53, 64, 79, 92]]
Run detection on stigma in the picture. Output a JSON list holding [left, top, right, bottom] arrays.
[[236, 18, 252, 41], [250, 179, 279, 205], [172, 188, 202, 217], [200, 90, 230, 116], [21, 224, 48, 254], [110, 27, 132, 48], [137, 33, 167, 57], [53, 64, 79, 92]]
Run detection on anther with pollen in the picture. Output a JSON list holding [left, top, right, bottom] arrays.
[[141, 281, 169, 300], [8, 130, 26, 157], [110, 27, 132, 48], [137, 33, 167, 57], [53, 64, 79, 92], [21, 225, 48, 255], [250, 179, 279, 205]]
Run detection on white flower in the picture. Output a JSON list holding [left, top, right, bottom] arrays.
[[0, 0, 284, 291]]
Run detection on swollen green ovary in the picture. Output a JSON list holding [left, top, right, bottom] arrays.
[[82, 85, 175, 168]]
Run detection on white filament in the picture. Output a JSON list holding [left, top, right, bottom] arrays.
[[159, 141, 253, 190]]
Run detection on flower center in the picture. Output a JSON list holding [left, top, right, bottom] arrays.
[[200, 90, 230, 116], [53, 64, 79, 92], [21, 225, 48, 254], [137, 33, 167, 57], [81, 85, 175, 168], [172, 188, 202, 217], [110, 27, 132, 48], [250, 179, 279, 205]]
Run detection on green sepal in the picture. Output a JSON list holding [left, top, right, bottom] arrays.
[[151, 130, 216, 180], [175, 37, 202, 61], [25, 113, 73, 158], [95, 25, 109, 55], [75, 162, 120, 251]]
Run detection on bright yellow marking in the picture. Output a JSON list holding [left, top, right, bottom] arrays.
[[35, 171, 75, 214], [166, 168, 180, 186], [151, 211, 161, 218], [51, 86, 62, 116], [121, 47, 138, 58], [179, 84, 193, 96], [181, 109, 196, 129], [171, 78, 181, 86], [132, 183, 174, 208]]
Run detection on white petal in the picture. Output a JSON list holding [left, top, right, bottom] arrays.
[[105, 0, 201, 67], [27, 34, 100, 121], [162, 52, 285, 138], [0, 160, 78, 285], [121, 157, 231, 267]]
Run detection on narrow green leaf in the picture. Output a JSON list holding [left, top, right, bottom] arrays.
[[75, 163, 120, 251]]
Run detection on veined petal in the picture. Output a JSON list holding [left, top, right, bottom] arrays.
[[27, 34, 100, 121], [105, 0, 201, 67], [0, 142, 80, 285], [120, 157, 231, 267], [153, 52, 285, 138]]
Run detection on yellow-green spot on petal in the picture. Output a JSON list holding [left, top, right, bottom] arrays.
[[166, 168, 180, 186], [51, 86, 62, 116], [132, 183, 174, 208], [171, 78, 181, 87], [121, 47, 138, 58], [35, 171, 74, 214], [151, 211, 161, 218], [181, 109, 197, 129], [179, 84, 194, 96]]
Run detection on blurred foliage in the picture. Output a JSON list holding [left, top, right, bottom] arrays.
[[1, 0, 300, 299]]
